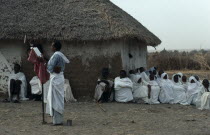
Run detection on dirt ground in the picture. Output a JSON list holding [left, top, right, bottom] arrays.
[[0, 70, 210, 135], [0, 101, 210, 135]]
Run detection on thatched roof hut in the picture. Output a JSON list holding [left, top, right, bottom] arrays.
[[0, 0, 161, 46], [0, 0, 161, 97]]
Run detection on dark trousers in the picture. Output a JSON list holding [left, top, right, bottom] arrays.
[[10, 79, 21, 100], [99, 91, 111, 102]]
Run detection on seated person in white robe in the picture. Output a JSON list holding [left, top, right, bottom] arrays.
[[132, 75, 150, 104], [152, 70, 158, 80], [138, 67, 150, 83], [181, 75, 189, 92], [7, 64, 28, 103], [145, 66, 157, 76], [114, 70, 133, 103], [177, 72, 183, 80], [94, 68, 113, 103], [194, 75, 203, 87], [148, 74, 160, 104], [30, 76, 76, 102], [156, 69, 164, 85], [159, 73, 174, 104], [129, 70, 136, 82], [196, 79, 210, 110], [172, 74, 188, 105], [30, 76, 42, 101], [186, 76, 201, 105]]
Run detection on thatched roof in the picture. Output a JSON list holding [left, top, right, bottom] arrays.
[[0, 0, 161, 46]]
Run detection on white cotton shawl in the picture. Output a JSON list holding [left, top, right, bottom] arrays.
[[132, 76, 149, 100], [149, 80, 160, 104], [139, 72, 150, 83], [48, 51, 70, 64], [187, 76, 200, 96], [186, 76, 202, 105], [172, 74, 188, 105], [159, 73, 174, 104], [196, 86, 210, 110], [199, 91, 210, 110], [46, 72, 65, 116], [114, 77, 133, 102], [114, 77, 133, 90]]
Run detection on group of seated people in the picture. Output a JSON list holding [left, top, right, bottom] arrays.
[[3, 63, 210, 111], [3, 63, 77, 103], [94, 67, 210, 110]]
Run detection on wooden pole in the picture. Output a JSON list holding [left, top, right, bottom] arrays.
[[42, 84, 46, 124]]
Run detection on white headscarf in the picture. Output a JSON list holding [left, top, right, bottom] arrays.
[[161, 73, 168, 80], [187, 76, 200, 96], [177, 72, 183, 78], [159, 73, 174, 104], [160, 73, 173, 86]]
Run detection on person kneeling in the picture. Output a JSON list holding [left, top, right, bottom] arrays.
[[114, 70, 133, 103], [8, 64, 28, 103]]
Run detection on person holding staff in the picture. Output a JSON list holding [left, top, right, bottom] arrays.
[[46, 40, 70, 125]]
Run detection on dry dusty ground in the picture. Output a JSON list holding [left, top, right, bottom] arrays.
[[0, 101, 210, 135]]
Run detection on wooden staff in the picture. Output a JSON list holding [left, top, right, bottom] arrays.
[[42, 84, 46, 124]]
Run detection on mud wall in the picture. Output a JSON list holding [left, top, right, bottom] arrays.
[[1, 40, 147, 98]]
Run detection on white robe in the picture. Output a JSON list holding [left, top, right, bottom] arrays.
[[159, 73, 174, 104], [139, 72, 150, 83], [8, 72, 28, 100], [64, 79, 77, 102], [46, 52, 69, 116], [172, 81, 188, 105], [148, 80, 160, 104], [94, 79, 113, 101], [182, 82, 189, 92], [196, 86, 210, 110], [30, 76, 42, 95], [156, 76, 162, 86], [186, 76, 201, 105], [129, 74, 136, 82], [114, 77, 133, 103], [46, 72, 65, 116], [30, 76, 76, 102], [132, 75, 149, 103]]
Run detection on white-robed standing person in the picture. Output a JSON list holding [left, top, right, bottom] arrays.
[[159, 73, 174, 104], [186, 76, 201, 105], [172, 74, 188, 105], [114, 70, 133, 103], [6, 64, 28, 103], [46, 40, 70, 125], [196, 79, 210, 110]]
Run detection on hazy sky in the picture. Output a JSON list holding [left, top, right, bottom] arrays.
[[111, 0, 210, 51]]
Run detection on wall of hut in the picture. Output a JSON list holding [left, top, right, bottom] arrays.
[[0, 40, 147, 98], [0, 40, 23, 92]]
